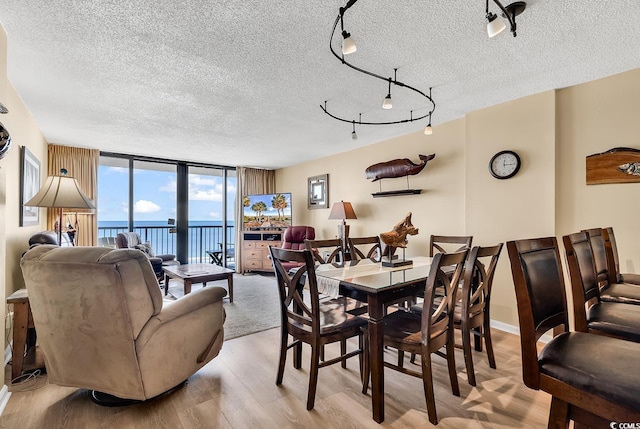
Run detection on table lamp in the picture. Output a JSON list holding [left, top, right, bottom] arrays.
[[25, 168, 96, 246], [328, 200, 357, 250]]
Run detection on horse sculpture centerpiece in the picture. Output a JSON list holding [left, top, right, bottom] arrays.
[[379, 212, 419, 267]]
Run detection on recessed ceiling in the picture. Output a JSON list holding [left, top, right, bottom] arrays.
[[2, 0, 640, 169]]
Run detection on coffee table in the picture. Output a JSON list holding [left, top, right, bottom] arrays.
[[163, 263, 234, 302]]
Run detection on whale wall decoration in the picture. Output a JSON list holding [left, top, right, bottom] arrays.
[[365, 154, 436, 182]]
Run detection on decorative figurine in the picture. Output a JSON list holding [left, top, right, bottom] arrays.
[[380, 212, 418, 267]]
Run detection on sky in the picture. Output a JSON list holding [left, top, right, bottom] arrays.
[[97, 165, 237, 223]]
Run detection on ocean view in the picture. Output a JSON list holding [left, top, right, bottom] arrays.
[[98, 220, 234, 228]]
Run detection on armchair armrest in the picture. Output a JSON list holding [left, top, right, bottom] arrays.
[[156, 254, 177, 262], [135, 286, 227, 397]]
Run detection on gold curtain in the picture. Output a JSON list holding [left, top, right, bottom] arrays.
[[234, 167, 276, 273], [47, 144, 100, 246]]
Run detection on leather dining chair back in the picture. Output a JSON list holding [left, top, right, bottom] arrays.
[[602, 227, 640, 285], [281, 226, 315, 250], [508, 236, 640, 427], [562, 231, 640, 342], [304, 238, 344, 265]]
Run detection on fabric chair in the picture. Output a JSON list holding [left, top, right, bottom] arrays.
[[28, 230, 72, 247], [583, 227, 640, 305], [363, 250, 467, 425], [269, 246, 367, 410], [507, 236, 640, 428], [348, 236, 382, 262], [429, 235, 473, 256], [20, 245, 226, 405], [279, 226, 315, 271], [116, 232, 179, 279], [562, 231, 640, 342], [602, 226, 640, 285], [454, 244, 503, 386]]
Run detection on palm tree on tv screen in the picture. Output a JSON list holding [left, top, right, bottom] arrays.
[[271, 193, 288, 221], [251, 201, 267, 220]]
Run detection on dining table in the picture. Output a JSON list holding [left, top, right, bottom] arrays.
[[315, 256, 434, 423]]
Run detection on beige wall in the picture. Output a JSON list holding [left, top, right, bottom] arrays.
[[276, 70, 640, 329], [0, 24, 49, 348]]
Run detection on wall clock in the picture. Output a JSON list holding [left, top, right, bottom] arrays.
[[489, 150, 521, 179], [0, 122, 11, 160]]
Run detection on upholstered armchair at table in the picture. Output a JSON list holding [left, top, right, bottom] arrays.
[[116, 231, 179, 278], [280, 226, 315, 271], [20, 245, 226, 405]]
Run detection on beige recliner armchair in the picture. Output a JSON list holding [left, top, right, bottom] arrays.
[[20, 245, 226, 404]]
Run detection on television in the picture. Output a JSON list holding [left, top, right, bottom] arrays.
[[242, 192, 292, 230]]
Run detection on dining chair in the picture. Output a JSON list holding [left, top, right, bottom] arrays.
[[602, 226, 640, 285], [304, 238, 344, 264], [583, 227, 640, 305], [429, 235, 473, 256], [562, 232, 640, 342], [454, 243, 503, 386], [269, 246, 368, 410], [348, 236, 382, 262], [363, 250, 468, 425], [507, 236, 640, 428]]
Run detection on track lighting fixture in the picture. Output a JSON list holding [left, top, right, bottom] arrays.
[[340, 6, 357, 55], [352, 120, 358, 140], [382, 77, 393, 109], [486, 0, 526, 38], [424, 110, 433, 135]]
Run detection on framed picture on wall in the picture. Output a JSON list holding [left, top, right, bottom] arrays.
[[308, 174, 329, 209], [20, 146, 40, 226]]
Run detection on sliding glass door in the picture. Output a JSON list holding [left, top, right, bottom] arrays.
[[98, 153, 236, 266]]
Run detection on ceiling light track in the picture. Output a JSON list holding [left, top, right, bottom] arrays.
[[320, 0, 436, 135]]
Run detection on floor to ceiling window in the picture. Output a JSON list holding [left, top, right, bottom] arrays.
[[97, 153, 236, 267]]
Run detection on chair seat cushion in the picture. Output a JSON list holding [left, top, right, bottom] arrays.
[[600, 283, 640, 305], [587, 302, 640, 342], [382, 309, 447, 345], [539, 332, 640, 411]]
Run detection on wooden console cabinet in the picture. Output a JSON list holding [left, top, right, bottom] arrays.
[[241, 230, 283, 273]]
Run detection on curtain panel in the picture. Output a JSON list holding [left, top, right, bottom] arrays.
[[47, 144, 99, 246], [234, 167, 276, 273]]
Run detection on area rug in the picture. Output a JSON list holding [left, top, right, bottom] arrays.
[[163, 272, 281, 340]]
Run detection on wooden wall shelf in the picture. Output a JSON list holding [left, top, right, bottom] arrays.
[[372, 189, 422, 198]]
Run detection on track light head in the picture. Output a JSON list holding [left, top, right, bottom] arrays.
[[342, 31, 357, 55], [382, 94, 392, 109], [486, 12, 506, 38], [424, 124, 433, 135]]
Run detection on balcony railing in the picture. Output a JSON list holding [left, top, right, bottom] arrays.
[[98, 225, 235, 266]]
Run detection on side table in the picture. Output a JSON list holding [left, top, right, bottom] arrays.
[[7, 289, 45, 382]]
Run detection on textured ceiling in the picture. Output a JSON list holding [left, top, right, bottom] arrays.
[[2, 1, 640, 169]]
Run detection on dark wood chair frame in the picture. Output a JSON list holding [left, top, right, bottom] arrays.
[[364, 250, 467, 425], [603, 226, 640, 285], [454, 243, 503, 386], [563, 231, 640, 341], [507, 237, 640, 428], [304, 238, 344, 264], [429, 235, 473, 256], [269, 246, 367, 410], [348, 236, 382, 262]]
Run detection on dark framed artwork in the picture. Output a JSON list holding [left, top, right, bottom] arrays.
[[20, 146, 41, 226], [308, 174, 329, 209]]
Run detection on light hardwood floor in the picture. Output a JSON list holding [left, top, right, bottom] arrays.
[[0, 327, 551, 428]]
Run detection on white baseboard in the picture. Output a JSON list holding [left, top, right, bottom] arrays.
[[0, 385, 11, 416], [490, 319, 551, 343]]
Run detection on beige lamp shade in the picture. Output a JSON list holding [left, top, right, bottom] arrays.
[[328, 201, 357, 221], [25, 174, 96, 210]]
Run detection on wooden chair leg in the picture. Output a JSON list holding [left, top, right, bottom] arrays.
[[277, 329, 288, 385], [461, 323, 476, 386], [410, 353, 417, 364], [307, 344, 321, 410], [473, 327, 483, 352], [340, 339, 347, 369], [360, 332, 370, 393], [446, 332, 460, 397], [397, 350, 405, 368], [547, 396, 570, 429], [420, 350, 438, 425], [483, 317, 497, 369]]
